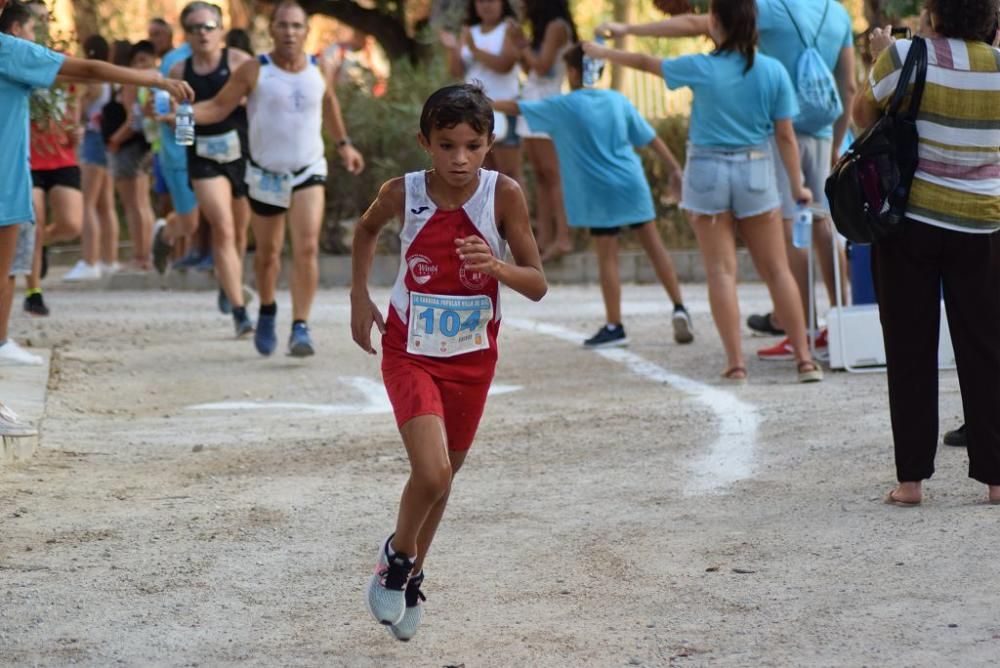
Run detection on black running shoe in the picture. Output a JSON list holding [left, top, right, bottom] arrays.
[[747, 312, 785, 336], [584, 323, 628, 348], [24, 292, 49, 317], [943, 424, 967, 447]]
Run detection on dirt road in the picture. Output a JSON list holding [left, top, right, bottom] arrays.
[[1, 285, 994, 667]]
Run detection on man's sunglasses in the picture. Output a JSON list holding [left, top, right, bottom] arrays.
[[184, 21, 219, 34]]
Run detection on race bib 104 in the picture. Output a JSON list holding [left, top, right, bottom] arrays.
[[407, 292, 493, 358]]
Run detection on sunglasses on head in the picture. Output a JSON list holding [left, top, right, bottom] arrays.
[[184, 21, 219, 34]]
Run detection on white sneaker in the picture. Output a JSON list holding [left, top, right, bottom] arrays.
[[99, 261, 121, 275], [366, 534, 413, 626], [389, 571, 425, 641], [63, 259, 102, 281], [0, 340, 43, 366], [0, 402, 37, 437]]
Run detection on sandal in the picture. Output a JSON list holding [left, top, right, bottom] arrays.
[[721, 366, 748, 384], [883, 489, 921, 507], [797, 360, 824, 383]]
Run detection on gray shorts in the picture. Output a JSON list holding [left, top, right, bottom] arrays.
[[681, 144, 780, 219], [771, 134, 832, 219], [11, 222, 35, 276], [109, 140, 152, 180]]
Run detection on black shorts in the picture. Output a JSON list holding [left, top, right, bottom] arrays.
[[590, 222, 649, 237], [248, 175, 327, 217], [188, 154, 248, 199], [31, 165, 82, 192]]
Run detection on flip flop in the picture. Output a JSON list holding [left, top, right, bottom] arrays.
[[883, 490, 921, 507], [721, 366, 748, 385]]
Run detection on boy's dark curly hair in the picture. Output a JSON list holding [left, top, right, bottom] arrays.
[[925, 0, 1000, 41], [419, 83, 495, 139]]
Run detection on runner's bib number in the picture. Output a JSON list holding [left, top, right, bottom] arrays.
[[196, 129, 242, 164], [246, 163, 291, 208], [407, 292, 492, 358]]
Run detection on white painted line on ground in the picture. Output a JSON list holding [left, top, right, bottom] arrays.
[[504, 318, 760, 496], [185, 377, 522, 415]]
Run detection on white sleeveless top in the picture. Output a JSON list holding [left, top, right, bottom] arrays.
[[85, 83, 111, 133], [520, 20, 572, 101], [461, 22, 520, 101], [389, 169, 507, 327], [247, 53, 327, 175]]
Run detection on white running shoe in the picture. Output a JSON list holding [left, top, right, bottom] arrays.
[[366, 534, 413, 626], [99, 261, 122, 275], [0, 402, 37, 437], [672, 307, 695, 344], [0, 340, 43, 366], [63, 260, 102, 282], [389, 571, 425, 641]]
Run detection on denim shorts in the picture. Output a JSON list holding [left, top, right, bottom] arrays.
[[681, 144, 780, 219], [79, 129, 107, 167]]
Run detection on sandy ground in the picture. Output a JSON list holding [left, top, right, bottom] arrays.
[[0, 282, 995, 667]]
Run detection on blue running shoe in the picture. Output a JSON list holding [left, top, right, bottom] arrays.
[[288, 322, 315, 357], [234, 312, 255, 339], [255, 313, 277, 356]]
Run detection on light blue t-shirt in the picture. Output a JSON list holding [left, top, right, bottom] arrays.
[[519, 89, 657, 229], [757, 0, 854, 138], [157, 43, 192, 169], [661, 51, 798, 149], [0, 34, 64, 226]]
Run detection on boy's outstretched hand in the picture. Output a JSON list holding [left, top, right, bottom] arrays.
[[350, 293, 386, 355], [455, 236, 499, 276]]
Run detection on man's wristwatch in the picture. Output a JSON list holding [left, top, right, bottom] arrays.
[[336, 137, 352, 148]]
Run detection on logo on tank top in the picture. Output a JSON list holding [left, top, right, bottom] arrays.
[[407, 254, 438, 285], [291, 89, 306, 111], [459, 261, 490, 291]]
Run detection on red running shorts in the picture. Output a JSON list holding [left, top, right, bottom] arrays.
[[382, 361, 492, 452]]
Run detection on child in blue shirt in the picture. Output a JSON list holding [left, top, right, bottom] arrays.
[[494, 44, 694, 348], [585, 0, 821, 383]]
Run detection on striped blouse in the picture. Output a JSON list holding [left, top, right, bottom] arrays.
[[867, 38, 1000, 234]]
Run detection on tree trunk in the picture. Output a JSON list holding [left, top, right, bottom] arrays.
[[611, 0, 633, 91], [297, 0, 426, 62], [73, 0, 101, 43]]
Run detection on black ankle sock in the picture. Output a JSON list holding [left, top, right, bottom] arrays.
[[259, 302, 277, 316], [673, 303, 686, 312], [292, 319, 306, 328], [232, 306, 247, 320]]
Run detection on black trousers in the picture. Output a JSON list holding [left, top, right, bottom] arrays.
[[872, 221, 1000, 485]]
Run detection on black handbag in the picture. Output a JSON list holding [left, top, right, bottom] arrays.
[[825, 37, 928, 244]]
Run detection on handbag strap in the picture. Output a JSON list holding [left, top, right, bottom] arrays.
[[887, 37, 928, 119]]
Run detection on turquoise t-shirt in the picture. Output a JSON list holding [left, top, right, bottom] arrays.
[[157, 43, 192, 169], [757, 0, 854, 138], [661, 51, 798, 149], [519, 89, 656, 229], [0, 34, 64, 226]]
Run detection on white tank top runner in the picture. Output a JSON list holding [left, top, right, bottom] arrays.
[[389, 169, 507, 326], [461, 22, 520, 101], [247, 53, 327, 177]]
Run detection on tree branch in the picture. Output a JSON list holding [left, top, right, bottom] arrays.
[[296, 0, 423, 61]]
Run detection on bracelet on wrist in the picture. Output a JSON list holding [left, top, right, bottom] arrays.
[[336, 137, 352, 148]]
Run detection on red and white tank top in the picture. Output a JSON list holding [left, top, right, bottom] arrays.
[[382, 169, 507, 382]]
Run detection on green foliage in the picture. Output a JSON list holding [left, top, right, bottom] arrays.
[[321, 55, 447, 253]]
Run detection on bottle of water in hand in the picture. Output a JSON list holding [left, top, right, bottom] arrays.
[[792, 205, 813, 249], [583, 34, 606, 88], [174, 100, 195, 147]]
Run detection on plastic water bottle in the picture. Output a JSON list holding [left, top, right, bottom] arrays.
[[583, 34, 605, 87], [153, 88, 171, 117], [792, 205, 813, 249], [174, 100, 195, 146]]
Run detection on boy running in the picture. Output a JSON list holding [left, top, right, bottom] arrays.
[[351, 84, 546, 641], [494, 44, 693, 348]]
